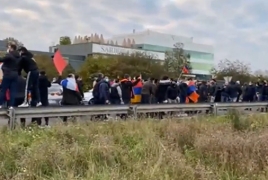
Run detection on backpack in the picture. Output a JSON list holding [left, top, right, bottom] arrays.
[[110, 85, 120, 99]]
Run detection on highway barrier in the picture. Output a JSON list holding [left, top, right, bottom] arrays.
[[0, 102, 267, 129]]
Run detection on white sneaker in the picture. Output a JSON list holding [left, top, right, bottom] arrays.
[[36, 102, 42, 107], [9, 106, 13, 109], [18, 102, 29, 108]]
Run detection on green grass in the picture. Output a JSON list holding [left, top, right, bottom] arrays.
[[1, 114, 268, 180]]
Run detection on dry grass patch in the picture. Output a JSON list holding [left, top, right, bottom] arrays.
[[1, 114, 268, 179]]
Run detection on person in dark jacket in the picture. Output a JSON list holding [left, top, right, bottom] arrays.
[[155, 76, 171, 103], [0, 44, 20, 108], [255, 81, 262, 101], [178, 81, 188, 103], [208, 80, 217, 102], [166, 81, 179, 103], [220, 84, 229, 102], [261, 81, 268, 101], [243, 82, 256, 102], [17, 47, 41, 107], [38, 71, 51, 126], [198, 81, 208, 102], [110, 79, 123, 104], [120, 74, 140, 104], [60, 74, 82, 122], [98, 76, 110, 105], [226, 81, 241, 102]]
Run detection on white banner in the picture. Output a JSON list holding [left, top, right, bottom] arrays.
[[92, 44, 165, 60]]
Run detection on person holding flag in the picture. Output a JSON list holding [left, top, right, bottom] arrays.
[[182, 65, 190, 74], [186, 78, 199, 103], [17, 47, 41, 107]]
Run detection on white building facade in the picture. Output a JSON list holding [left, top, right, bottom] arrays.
[[108, 30, 214, 79]]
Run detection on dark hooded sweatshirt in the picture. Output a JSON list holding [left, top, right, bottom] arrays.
[[156, 80, 171, 103], [0, 51, 20, 78], [18, 51, 38, 75]]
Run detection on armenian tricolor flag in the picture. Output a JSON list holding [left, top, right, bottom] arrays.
[[131, 80, 143, 104], [186, 80, 199, 103]]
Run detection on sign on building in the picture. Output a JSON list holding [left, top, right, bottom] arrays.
[[92, 44, 165, 60]]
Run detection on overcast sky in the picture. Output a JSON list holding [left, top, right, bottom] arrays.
[[1, 0, 267, 70]]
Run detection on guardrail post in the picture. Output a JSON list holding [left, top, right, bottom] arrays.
[[132, 105, 138, 120], [212, 103, 218, 116], [8, 108, 16, 130]]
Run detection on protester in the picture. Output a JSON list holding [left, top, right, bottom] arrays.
[[38, 71, 51, 126], [96, 76, 110, 105], [110, 79, 123, 105], [198, 81, 208, 102], [60, 74, 82, 122], [131, 75, 143, 104], [75, 75, 84, 99], [260, 81, 268, 101], [178, 80, 188, 103], [166, 80, 179, 103], [141, 78, 154, 104], [120, 74, 140, 104], [17, 46, 41, 107], [155, 76, 171, 103], [225, 81, 240, 102], [0, 44, 20, 109], [243, 82, 256, 102]]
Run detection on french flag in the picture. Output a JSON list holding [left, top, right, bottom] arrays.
[[61, 78, 78, 91]]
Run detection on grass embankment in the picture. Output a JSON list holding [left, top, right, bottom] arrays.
[[1, 112, 268, 179]]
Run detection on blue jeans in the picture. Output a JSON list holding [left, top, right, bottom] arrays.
[[180, 96, 186, 103], [261, 95, 268, 101], [0, 75, 18, 106], [221, 96, 229, 102]]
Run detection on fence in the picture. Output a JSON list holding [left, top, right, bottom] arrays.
[[1, 102, 268, 129]]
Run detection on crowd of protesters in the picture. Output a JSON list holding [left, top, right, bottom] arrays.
[[1, 43, 267, 126], [91, 74, 268, 105]]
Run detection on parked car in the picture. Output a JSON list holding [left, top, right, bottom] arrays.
[[48, 83, 94, 105], [84, 89, 94, 104]]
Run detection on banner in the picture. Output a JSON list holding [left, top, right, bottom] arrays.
[[53, 50, 67, 75]]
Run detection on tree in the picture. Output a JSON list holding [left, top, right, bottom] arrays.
[[211, 59, 254, 83], [59, 36, 72, 45], [3, 37, 24, 47], [164, 42, 191, 78]]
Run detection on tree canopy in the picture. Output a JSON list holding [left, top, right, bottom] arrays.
[[3, 37, 24, 47], [164, 43, 192, 78], [59, 36, 72, 45], [211, 59, 258, 84]]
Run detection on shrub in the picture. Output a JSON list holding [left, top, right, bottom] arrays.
[[1, 115, 268, 179]]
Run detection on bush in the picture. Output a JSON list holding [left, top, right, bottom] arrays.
[[2, 115, 268, 179]]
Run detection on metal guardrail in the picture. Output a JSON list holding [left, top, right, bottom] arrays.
[[0, 102, 267, 129]]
